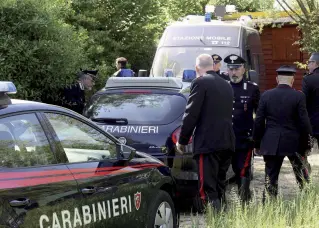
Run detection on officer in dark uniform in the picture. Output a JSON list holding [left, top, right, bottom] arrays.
[[176, 54, 235, 211], [61, 69, 98, 114], [224, 54, 260, 202], [253, 65, 312, 199], [302, 52, 319, 145], [206, 54, 230, 81], [113, 57, 135, 77]]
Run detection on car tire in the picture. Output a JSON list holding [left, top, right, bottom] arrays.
[[147, 190, 177, 228]]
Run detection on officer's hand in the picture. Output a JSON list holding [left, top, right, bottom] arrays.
[[175, 142, 186, 155], [253, 148, 261, 156]]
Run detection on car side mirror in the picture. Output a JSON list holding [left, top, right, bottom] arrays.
[[248, 70, 258, 85], [138, 70, 148, 77], [116, 144, 136, 161]]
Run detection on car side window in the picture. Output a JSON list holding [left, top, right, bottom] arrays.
[[0, 113, 54, 168], [45, 113, 117, 163]]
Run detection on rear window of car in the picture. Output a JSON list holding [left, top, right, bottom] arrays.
[[85, 92, 187, 125]]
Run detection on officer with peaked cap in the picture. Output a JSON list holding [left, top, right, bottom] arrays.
[[206, 54, 229, 81], [82, 69, 99, 79], [253, 65, 312, 200], [224, 54, 260, 202], [302, 52, 319, 149], [61, 69, 98, 114]]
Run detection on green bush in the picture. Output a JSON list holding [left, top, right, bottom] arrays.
[[298, 13, 319, 53], [205, 183, 319, 228], [66, 0, 168, 85], [0, 0, 91, 103]]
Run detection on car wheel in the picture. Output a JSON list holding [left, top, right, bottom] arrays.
[[147, 190, 177, 228]]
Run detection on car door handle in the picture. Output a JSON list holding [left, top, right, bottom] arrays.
[[81, 187, 97, 194], [9, 198, 30, 207]]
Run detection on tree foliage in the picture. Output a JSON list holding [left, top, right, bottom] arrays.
[[209, 0, 274, 12], [276, 0, 319, 52], [0, 0, 89, 102], [67, 0, 168, 83], [0, 0, 282, 105], [165, 0, 210, 20]]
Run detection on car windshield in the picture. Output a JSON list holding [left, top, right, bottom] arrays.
[[151, 47, 240, 78], [84, 92, 187, 125]]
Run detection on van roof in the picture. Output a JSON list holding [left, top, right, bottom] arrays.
[[168, 20, 256, 31], [158, 20, 258, 48]]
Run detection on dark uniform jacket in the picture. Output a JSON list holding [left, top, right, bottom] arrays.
[[61, 83, 85, 114], [253, 84, 312, 156], [179, 73, 235, 155], [302, 67, 319, 135], [216, 70, 230, 81], [231, 79, 260, 149]]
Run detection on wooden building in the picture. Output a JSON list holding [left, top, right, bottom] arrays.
[[226, 12, 310, 92], [254, 17, 309, 91]]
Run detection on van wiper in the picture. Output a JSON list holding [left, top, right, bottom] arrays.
[[91, 118, 128, 125]]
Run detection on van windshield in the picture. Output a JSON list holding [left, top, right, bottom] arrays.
[[151, 47, 241, 78]]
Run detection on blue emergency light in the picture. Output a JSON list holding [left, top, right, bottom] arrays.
[[164, 69, 174, 77], [205, 12, 212, 22], [183, 70, 196, 82], [0, 81, 17, 94]]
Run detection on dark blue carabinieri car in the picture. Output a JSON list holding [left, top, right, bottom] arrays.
[[84, 77, 199, 200], [0, 81, 178, 228]]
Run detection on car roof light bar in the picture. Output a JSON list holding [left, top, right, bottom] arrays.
[[105, 77, 183, 89]]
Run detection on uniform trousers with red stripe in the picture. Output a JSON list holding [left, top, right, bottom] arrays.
[[231, 148, 253, 201], [232, 148, 253, 179], [195, 149, 233, 206]]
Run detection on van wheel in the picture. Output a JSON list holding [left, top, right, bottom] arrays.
[[147, 190, 177, 228]]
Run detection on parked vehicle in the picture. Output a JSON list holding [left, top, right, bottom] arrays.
[[84, 77, 254, 206], [0, 81, 177, 228], [150, 16, 265, 84]]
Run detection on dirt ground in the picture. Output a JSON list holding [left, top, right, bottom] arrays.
[[179, 148, 319, 228]]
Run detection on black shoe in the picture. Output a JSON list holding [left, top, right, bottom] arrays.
[[239, 177, 252, 202], [209, 199, 222, 212]]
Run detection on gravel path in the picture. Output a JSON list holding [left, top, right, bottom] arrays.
[[179, 150, 319, 228]]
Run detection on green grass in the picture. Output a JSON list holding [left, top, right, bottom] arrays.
[[204, 182, 319, 228]]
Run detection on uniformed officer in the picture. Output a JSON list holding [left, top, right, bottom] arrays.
[[61, 69, 98, 114], [113, 57, 135, 77], [176, 54, 235, 211], [223, 54, 260, 202], [302, 52, 319, 145], [253, 65, 312, 199], [206, 54, 230, 81]]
